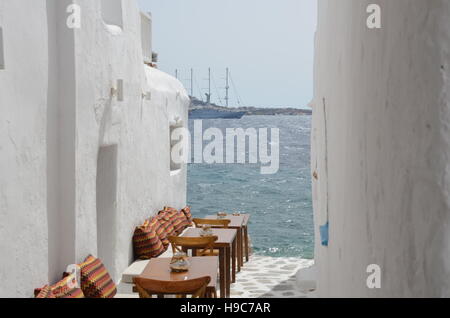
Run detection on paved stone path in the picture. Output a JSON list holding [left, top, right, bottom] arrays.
[[230, 256, 314, 298]]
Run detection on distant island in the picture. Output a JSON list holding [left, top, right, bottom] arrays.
[[190, 97, 312, 116]]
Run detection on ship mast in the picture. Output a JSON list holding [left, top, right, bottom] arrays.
[[190, 68, 194, 97], [206, 67, 211, 104], [225, 67, 230, 108]]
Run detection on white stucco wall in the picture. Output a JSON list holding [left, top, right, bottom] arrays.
[[312, 0, 450, 297], [0, 0, 189, 297], [0, 0, 49, 299]]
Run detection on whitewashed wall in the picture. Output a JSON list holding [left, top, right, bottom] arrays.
[[312, 0, 450, 297], [0, 0, 189, 297], [0, 0, 50, 299]]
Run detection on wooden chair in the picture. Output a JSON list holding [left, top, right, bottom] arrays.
[[168, 236, 219, 298], [168, 236, 218, 257], [134, 276, 211, 298], [193, 218, 231, 229]]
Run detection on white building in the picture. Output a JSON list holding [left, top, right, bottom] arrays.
[[312, 0, 450, 297], [0, 0, 189, 297]]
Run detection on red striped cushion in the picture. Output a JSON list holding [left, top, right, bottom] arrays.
[[157, 210, 177, 237], [167, 208, 191, 235], [181, 206, 193, 222], [160, 207, 192, 235], [163, 206, 178, 214], [149, 216, 170, 248], [50, 273, 85, 298], [35, 285, 56, 298], [177, 211, 191, 233], [133, 220, 165, 259], [164, 207, 178, 223], [79, 255, 117, 298]]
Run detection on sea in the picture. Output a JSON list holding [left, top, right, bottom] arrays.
[[187, 115, 314, 259]]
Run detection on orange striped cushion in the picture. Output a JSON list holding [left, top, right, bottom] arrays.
[[79, 255, 117, 298], [181, 206, 193, 222], [149, 217, 170, 248], [166, 208, 190, 235], [177, 211, 191, 233], [157, 210, 177, 238], [50, 273, 85, 298], [34, 285, 56, 298], [163, 206, 178, 213], [133, 220, 165, 259]]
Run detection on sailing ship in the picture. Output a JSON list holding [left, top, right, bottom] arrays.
[[178, 68, 248, 119]]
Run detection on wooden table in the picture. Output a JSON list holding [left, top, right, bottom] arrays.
[[206, 215, 246, 271], [181, 228, 237, 298], [136, 256, 219, 298]]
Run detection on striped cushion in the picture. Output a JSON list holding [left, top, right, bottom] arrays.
[[50, 273, 85, 298], [133, 220, 165, 260], [167, 208, 191, 235], [79, 255, 117, 298], [177, 211, 191, 233], [181, 206, 193, 223], [157, 210, 177, 237], [149, 216, 170, 248], [35, 285, 56, 298], [163, 206, 178, 214]]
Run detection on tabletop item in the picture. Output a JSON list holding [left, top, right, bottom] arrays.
[[170, 252, 190, 272], [200, 225, 213, 237], [217, 212, 227, 219]]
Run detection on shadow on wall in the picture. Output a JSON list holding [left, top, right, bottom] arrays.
[[46, 0, 77, 284], [96, 145, 119, 277]]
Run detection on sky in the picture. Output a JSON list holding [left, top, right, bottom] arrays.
[[138, 0, 317, 109]]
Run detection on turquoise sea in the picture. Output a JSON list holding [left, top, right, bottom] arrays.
[[187, 115, 314, 259]]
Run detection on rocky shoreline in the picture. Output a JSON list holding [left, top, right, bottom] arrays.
[[190, 97, 312, 116], [236, 106, 312, 116]]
